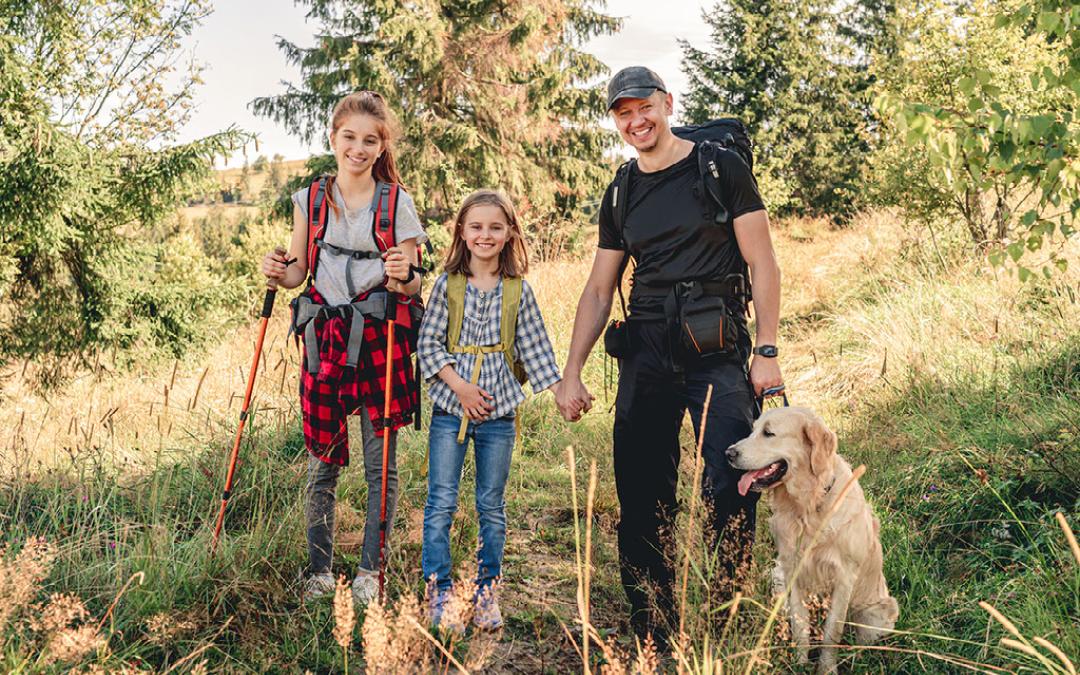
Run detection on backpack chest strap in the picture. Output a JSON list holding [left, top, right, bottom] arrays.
[[315, 240, 383, 298]]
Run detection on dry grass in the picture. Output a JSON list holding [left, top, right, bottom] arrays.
[[4, 208, 1080, 673], [1, 539, 106, 668], [0, 300, 303, 474]]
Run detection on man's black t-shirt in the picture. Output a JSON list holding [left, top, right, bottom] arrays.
[[598, 142, 765, 320]]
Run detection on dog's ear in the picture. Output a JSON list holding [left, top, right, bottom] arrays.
[[803, 416, 837, 478]]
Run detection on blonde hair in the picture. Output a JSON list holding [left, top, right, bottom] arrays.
[[444, 190, 530, 278]]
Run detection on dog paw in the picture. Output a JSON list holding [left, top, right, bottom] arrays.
[[816, 655, 838, 675]]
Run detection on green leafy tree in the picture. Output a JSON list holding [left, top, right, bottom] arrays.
[[0, 0, 247, 384], [681, 0, 878, 218], [874, 0, 1071, 257], [252, 0, 620, 223]]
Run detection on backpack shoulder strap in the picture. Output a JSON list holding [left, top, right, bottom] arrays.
[[611, 160, 634, 250], [696, 142, 730, 225], [500, 276, 527, 384], [371, 182, 399, 252], [446, 273, 467, 349], [306, 175, 332, 280], [608, 163, 635, 318]]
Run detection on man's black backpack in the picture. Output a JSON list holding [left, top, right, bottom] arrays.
[[610, 117, 754, 244]]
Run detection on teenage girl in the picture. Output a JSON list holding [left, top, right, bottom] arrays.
[[260, 91, 426, 604], [416, 190, 561, 630]]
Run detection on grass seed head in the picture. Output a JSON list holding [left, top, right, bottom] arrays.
[[332, 574, 355, 650]]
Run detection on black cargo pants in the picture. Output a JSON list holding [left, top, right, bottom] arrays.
[[612, 319, 759, 643]]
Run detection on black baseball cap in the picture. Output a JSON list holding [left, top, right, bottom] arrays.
[[607, 66, 667, 111]]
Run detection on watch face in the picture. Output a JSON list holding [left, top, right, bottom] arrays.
[[755, 346, 777, 357]]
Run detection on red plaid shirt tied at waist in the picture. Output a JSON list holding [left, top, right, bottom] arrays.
[[293, 288, 419, 464]]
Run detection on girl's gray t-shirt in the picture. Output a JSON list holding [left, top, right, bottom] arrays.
[[291, 183, 427, 306]]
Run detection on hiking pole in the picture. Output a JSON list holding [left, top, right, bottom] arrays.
[[211, 246, 290, 556], [378, 316, 396, 603]]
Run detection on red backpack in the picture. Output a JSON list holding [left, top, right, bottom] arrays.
[[292, 175, 429, 427]]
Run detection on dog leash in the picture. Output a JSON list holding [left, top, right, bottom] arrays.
[[753, 384, 789, 418]]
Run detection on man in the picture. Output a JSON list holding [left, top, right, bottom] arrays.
[[555, 66, 784, 644]]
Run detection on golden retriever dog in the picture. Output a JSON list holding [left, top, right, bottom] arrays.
[[726, 406, 898, 673]]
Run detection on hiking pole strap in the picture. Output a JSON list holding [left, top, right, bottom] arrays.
[[449, 343, 503, 443]]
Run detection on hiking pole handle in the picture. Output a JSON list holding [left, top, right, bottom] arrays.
[[261, 246, 288, 317], [265, 246, 287, 291], [266, 245, 287, 289]]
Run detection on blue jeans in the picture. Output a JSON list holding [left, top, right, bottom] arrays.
[[422, 409, 516, 593]]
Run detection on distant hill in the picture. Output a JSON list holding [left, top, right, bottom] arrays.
[[185, 157, 310, 212]]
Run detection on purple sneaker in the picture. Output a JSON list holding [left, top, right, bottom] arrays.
[[474, 586, 504, 630], [427, 587, 466, 636]]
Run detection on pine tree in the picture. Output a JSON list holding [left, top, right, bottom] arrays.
[[0, 0, 246, 383], [681, 0, 880, 218], [253, 0, 620, 222]]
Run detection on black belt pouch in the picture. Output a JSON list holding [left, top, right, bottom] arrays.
[[604, 319, 634, 359], [679, 295, 738, 356]]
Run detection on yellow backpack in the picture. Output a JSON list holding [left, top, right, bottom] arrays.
[[445, 273, 528, 443]]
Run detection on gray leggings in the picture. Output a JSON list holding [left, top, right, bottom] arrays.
[[306, 412, 398, 574]]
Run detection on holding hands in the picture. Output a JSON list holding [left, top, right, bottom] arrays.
[[555, 375, 594, 423]]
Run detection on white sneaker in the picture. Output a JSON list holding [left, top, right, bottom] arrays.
[[303, 572, 336, 602], [352, 571, 379, 606]]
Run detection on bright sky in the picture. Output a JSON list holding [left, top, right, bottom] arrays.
[[177, 0, 714, 165]]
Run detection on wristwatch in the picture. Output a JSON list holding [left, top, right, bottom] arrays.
[[752, 345, 778, 358]]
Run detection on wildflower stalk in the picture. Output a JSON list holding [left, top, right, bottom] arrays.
[[1032, 636, 1077, 675], [584, 459, 598, 675], [404, 615, 471, 674], [679, 384, 713, 664], [97, 570, 145, 636], [1057, 512, 1080, 567], [979, 601, 1062, 674], [567, 446, 592, 675], [333, 575, 355, 673]]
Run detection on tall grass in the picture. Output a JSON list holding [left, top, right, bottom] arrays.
[[2, 208, 1079, 672]]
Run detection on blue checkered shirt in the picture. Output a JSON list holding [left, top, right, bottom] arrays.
[[418, 274, 561, 420]]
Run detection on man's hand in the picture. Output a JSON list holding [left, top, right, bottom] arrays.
[[748, 356, 783, 398], [555, 375, 594, 422]]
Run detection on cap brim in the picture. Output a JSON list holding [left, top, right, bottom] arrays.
[[607, 86, 662, 110]]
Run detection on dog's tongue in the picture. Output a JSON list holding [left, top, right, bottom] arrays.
[[738, 468, 769, 496]]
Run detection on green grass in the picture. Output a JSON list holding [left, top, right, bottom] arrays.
[[2, 210, 1080, 673]]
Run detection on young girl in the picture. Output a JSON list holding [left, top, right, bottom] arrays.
[[417, 190, 561, 631], [260, 91, 426, 605]]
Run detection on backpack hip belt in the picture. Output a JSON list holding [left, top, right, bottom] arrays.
[[636, 275, 747, 302], [291, 292, 391, 374], [449, 342, 506, 443]]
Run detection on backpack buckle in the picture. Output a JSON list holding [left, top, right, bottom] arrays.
[[675, 281, 696, 299]]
